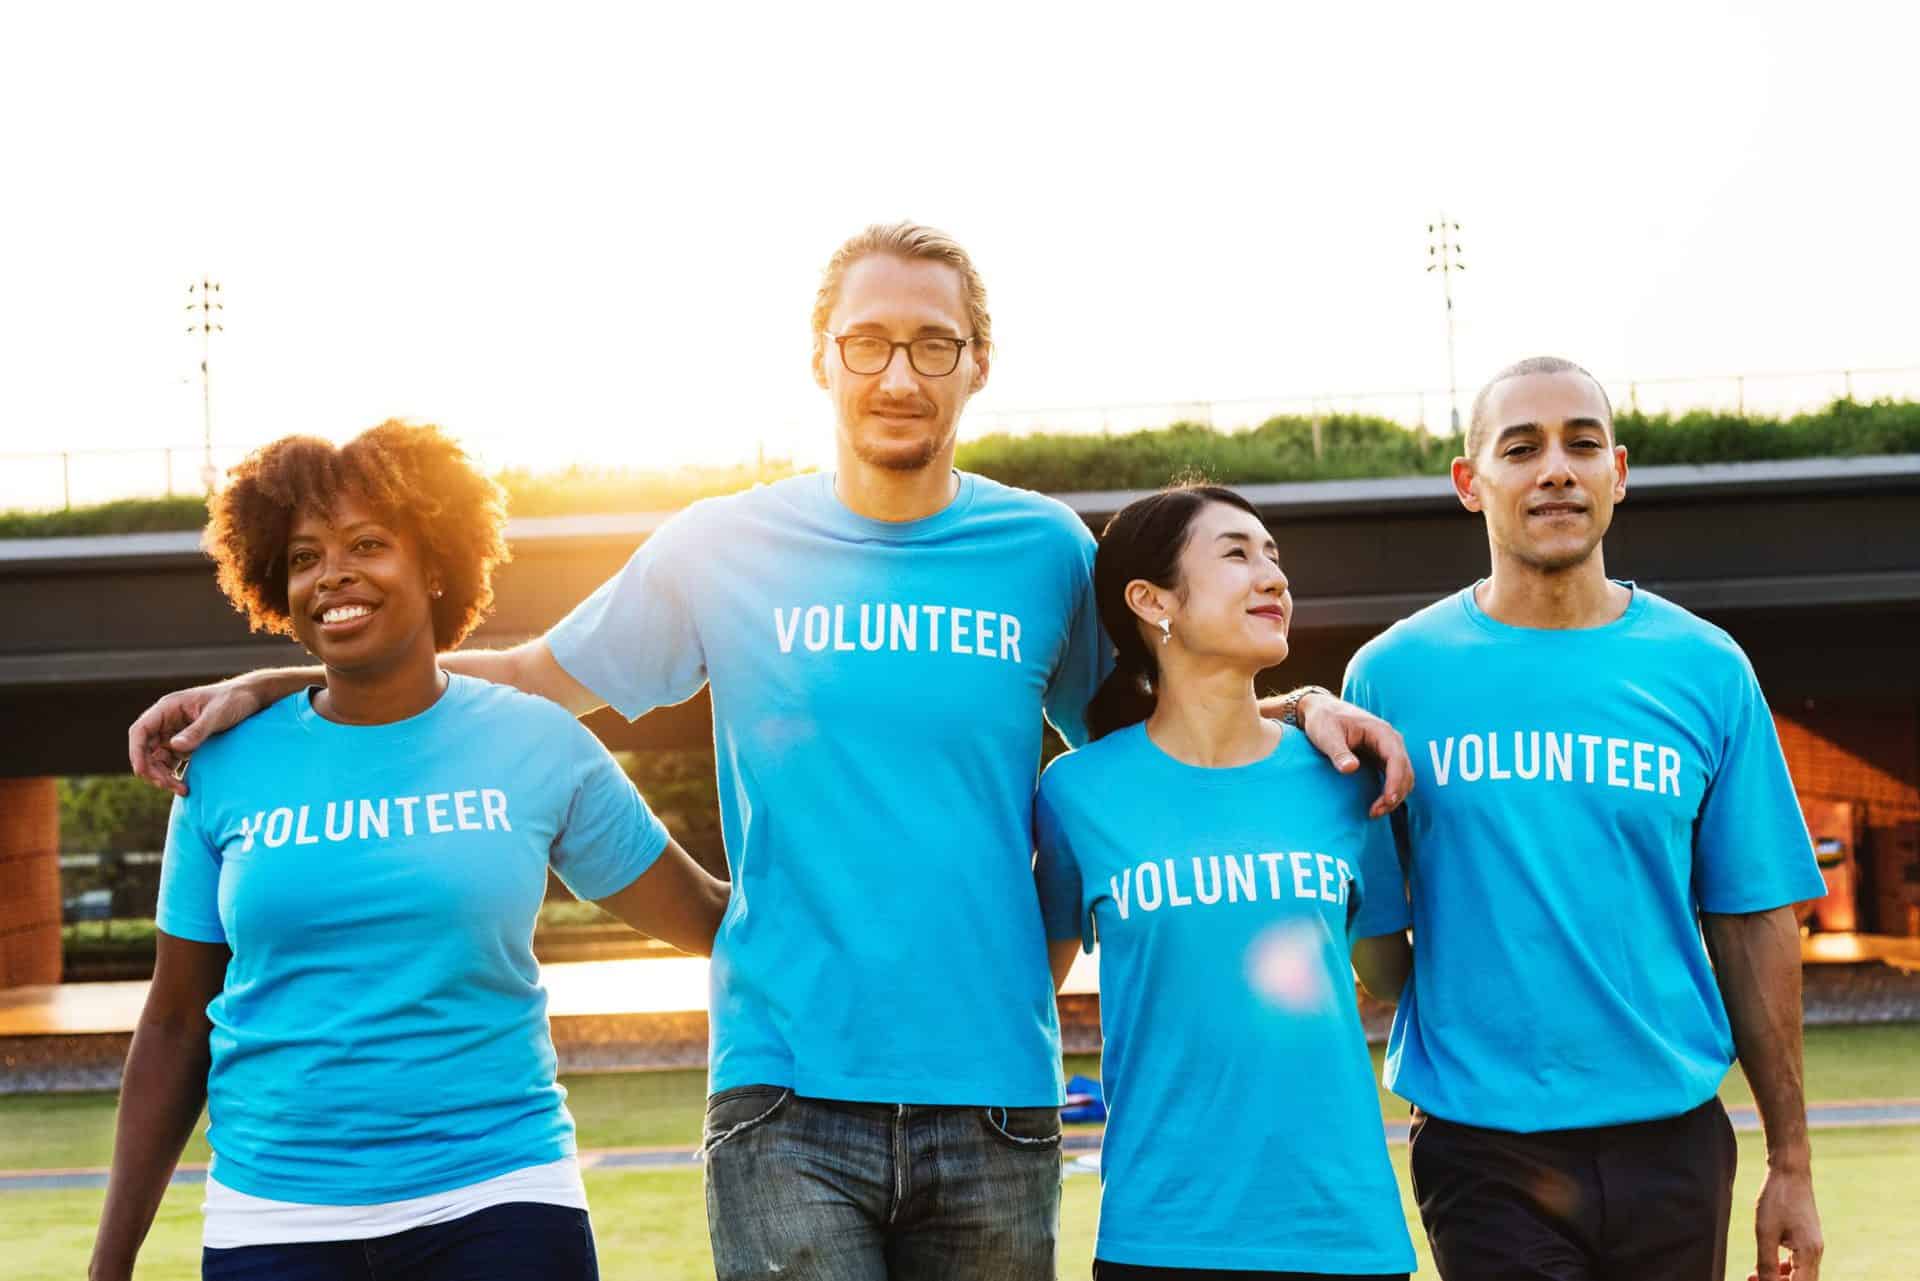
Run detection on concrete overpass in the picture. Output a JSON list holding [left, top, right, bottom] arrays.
[[4, 455, 1919, 983]]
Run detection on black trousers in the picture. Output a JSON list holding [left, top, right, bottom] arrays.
[[1408, 1097, 1738, 1281], [1093, 1265, 1405, 1281]]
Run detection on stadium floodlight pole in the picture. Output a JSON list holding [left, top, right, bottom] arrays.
[[1426, 217, 1466, 434], [186, 278, 224, 494]]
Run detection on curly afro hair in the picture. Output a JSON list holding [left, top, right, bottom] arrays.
[[204, 421, 511, 651]]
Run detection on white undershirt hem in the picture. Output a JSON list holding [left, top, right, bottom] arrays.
[[202, 1156, 588, 1249]]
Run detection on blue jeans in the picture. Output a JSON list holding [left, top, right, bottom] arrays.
[[200, 1201, 597, 1280], [703, 1087, 1062, 1281]]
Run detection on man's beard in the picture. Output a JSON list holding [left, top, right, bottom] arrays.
[[847, 424, 951, 472]]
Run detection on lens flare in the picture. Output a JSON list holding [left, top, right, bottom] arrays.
[[1245, 920, 1334, 1012]]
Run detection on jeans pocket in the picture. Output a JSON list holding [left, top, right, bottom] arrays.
[[701, 1086, 793, 1157], [979, 1104, 1063, 1150]]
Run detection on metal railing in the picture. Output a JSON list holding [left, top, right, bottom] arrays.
[[6, 364, 1917, 513], [0, 445, 254, 513]]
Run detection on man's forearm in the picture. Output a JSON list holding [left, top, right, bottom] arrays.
[[1703, 906, 1810, 1166], [447, 641, 603, 715], [239, 649, 524, 696], [237, 643, 598, 715], [235, 664, 321, 703], [439, 646, 529, 687]]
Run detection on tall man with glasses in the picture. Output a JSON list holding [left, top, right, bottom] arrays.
[[1343, 357, 1826, 1281], [129, 222, 1413, 1280]]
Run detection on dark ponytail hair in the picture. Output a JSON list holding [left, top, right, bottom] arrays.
[[1085, 484, 1262, 740]]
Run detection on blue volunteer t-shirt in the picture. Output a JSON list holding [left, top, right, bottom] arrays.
[[1034, 724, 1417, 1274], [156, 674, 669, 1204], [1343, 584, 1825, 1132], [547, 471, 1105, 1105]]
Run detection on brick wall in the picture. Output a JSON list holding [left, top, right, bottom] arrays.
[[1774, 699, 1920, 937], [0, 777, 61, 987]]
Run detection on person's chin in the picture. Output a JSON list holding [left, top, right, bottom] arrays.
[[1226, 635, 1290, 671], [850, 430, 944, 472], [1520, 540, 1602, 574], [300, 627, 387, 670]]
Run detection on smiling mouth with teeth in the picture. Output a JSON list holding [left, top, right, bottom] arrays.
[[321, 604, 375, 624]]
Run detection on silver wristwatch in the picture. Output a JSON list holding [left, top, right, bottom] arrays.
[[1281, 684, 1333, 727]]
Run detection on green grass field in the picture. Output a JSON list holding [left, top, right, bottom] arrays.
[[10, 1133, 1915, 1281], [10, 1028, 1915, 1172], [6, 1026, 1916, 1280]]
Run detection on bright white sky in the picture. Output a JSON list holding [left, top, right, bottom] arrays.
[[2, 2, 1916, 507]]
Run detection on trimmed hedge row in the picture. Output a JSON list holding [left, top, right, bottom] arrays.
[[0, 495, 213, 539], [1612, 398, 1920, 465], [495, 459, 805, 518], [957, 414, 1442, 492], [956, 397, 1920, 492], [7, 399, 1916, 539]]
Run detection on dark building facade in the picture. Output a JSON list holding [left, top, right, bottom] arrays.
[[3, 456, 1918, 986]]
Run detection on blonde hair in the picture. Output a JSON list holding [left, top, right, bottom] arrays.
[[810, 221, 992, 350]]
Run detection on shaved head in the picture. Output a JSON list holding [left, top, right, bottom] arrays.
[[1467, 356, 1613, 459]]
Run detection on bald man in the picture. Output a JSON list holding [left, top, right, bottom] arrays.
[[1344, 357, 1826, 1281]]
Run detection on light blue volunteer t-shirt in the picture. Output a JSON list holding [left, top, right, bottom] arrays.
[[1343, 584, 1825, 1133], [547, 471, 1105, 1104], [156, 674, 669, 1204], [1034, 723, 1417, 1274]]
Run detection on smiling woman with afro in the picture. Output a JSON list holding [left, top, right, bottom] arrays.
[[203, 419, 510, 650], [93, 420, 728, 1277]]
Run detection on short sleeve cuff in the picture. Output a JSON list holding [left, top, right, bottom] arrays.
[[1696, 865, 1829, 917], [560, 809, 671, 902], [543, 625, 640, 723], [1041, 902, 1090, 952], [1352, 895, 1412, 940], [155, 911, 228, 945]]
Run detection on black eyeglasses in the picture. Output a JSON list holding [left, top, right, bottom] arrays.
[[825, 332, 977, 378]]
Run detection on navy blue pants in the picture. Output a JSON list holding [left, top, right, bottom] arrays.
[[200, 1200, 597, 1281], [1409, 1097, 1737, 1281], [1093, 1265, 1407, 1280]]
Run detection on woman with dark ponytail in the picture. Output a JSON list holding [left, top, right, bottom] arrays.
[[1083, 486, 1250, 741], [1036, 483, 1417, 1280]]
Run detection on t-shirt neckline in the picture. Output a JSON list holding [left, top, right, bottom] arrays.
[[1127, 719, 1300, 786], [1458, 579, 1645, 639], [811, 470, 978, 540], [291, 671, 466, 742]]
